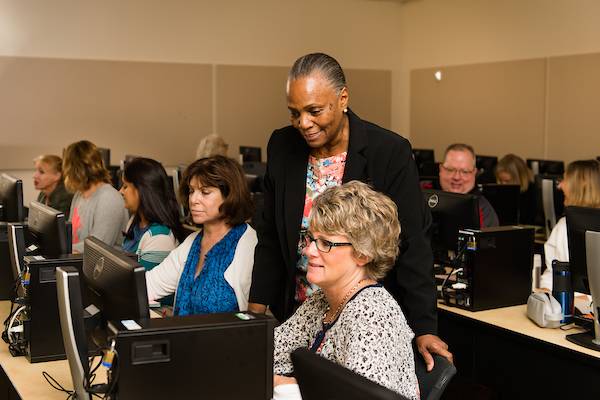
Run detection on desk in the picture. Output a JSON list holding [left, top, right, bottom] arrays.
[[438, 302, 600, 399], [0, 301, 71, 399]]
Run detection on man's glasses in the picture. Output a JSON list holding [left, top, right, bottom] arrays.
[[440, 165, 476, 177], [303, 231, 352, 253]]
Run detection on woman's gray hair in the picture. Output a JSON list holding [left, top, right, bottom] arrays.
[[288, 53, 346, 94]]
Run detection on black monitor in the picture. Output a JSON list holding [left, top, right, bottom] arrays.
[[97, 147, 111, 168], [82, 236, 149, 323], [422, 189, 480, 256], [240, 146, 262, 163], [0, 173, 24, 222], [527, 158, 565, 175], [412, 148, 437, 176], [564, 207, 600, 351], [533, 174, 564, 235], [292, 348, 408, 400], [476, 155, 498, 185], [27, 201, 71, 257], [566, 206, 600, 294], [478, 184, 520, 225], [57, 236, 149, 399]]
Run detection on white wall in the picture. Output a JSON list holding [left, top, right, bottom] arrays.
[[0, 0, 405, 203], [396, 0, 600, 143]]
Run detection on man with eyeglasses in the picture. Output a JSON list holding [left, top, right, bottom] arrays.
[[439, 143, 499, 228]]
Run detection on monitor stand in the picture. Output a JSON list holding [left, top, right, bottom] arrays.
[[566, 231, 600, 352]]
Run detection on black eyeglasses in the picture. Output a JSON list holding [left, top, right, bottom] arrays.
[[303, 231, 352, 253]]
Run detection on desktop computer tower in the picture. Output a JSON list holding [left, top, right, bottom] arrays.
[[0, 223, 16, 300], [22, 254, 84, 362], [107, 313, 276, 400], [442, 226, 534, 311]]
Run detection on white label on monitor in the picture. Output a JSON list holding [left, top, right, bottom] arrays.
[[121, 319, 142, 330]]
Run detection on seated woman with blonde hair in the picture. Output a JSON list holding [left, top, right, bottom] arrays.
[[196, 134, 229, 159], [33, 154, 73, 218], [495, 154, 536, 224], [541, 159, 600, 289], [273, 181, 418, 400]]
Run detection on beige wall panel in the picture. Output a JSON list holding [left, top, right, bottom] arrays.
[[216, 65, 290, 161], [0, 56, 212, 169], [547, 53, 600, 163], [216, 66, 393, 162], [410, 59, 547, 161], [346, 69, 392, 130]]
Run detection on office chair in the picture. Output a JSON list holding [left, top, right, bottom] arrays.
[[415, 354, 457, 400]]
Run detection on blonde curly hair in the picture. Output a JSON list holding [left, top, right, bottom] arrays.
[[309, 181, 401, 280]]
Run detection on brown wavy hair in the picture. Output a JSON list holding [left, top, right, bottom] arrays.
[[563, 160, 600, 208], [179, 156, 253, 226], [62, 140, 111, 193]]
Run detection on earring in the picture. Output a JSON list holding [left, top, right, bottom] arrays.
[[343, 108, 348, 113]]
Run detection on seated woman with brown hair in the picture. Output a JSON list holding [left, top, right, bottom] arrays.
[[145, 156, 256, 315], [273, 181, 418, 400], [63, 140, 129, 253]]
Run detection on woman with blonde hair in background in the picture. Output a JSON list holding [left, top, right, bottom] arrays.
[[33, 154, 73, 218], [541, 159, 600, 290], [196, 134, 229, 159], [63, 140, 129, 253]]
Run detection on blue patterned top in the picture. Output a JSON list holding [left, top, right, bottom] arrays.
[[173, 224, 247, 316]]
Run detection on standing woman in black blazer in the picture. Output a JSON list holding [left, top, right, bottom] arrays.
[[248, 53, 452, 369]]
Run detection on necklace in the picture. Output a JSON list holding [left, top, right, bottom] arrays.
[[322, 278, 372, 325]]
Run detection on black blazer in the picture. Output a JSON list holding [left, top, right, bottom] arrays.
[[249, 109, 437, 336]]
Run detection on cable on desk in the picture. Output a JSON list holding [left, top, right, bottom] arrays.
[[42, 371, 75, 400], [440, 241, 469, 305]]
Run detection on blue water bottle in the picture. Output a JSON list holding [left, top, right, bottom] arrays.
[[552, 260, 574, 324]]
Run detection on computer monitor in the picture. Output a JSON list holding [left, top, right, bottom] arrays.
[[564, 208, 600, 351], [478, 184, 520, 225], [240, 146, 262, 163], [56, 236, 149, 400], [291, 348, 408, 400], [412, 148, 437, 176], [527, 159, 565, 176], [422, 189, 481, 257], [97, 147, 111, 168], [28, 201, 70, 258], [566, 206, 600, 294], [0, 173, 24, 222], [476, 155, 498, 185], [533, 174, 564, 236]]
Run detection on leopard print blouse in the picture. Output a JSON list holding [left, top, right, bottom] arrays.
[[274, 285, 419, 400]]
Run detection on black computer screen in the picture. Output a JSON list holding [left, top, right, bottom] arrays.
[[82, 236, 149, 323], [479, 184, 520, 225], [422, 189, 480, 255], [0, 173, 24, 222], [27, 201, 70, 257], [476, 155, 498, 184], [527, 159, 565, 175], [412, 148, 437, 176], [240, 146, 262, 163], [566, 206, 600, 294]]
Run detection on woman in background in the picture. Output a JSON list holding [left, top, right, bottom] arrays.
[[63, 140, 129, 253], [541, 159, 600, 289], [33, 154, 73, 217], [196, 134, 229, 159], [145, 156, 256, 315], [121, 157, 184, 270], [495, 153, 536, 224]]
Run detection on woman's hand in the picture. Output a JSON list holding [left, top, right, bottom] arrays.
[[273, 375, 297, 387]]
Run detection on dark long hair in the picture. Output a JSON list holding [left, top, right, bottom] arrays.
[[123, 157, 184, 242]]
